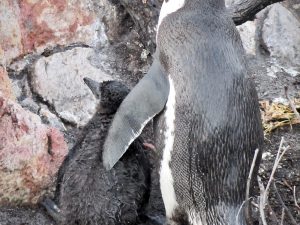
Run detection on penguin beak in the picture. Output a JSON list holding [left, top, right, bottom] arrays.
[[83, 77, 101, 99]]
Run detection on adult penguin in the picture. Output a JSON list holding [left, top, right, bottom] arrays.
[[102, 0, 264, 224]]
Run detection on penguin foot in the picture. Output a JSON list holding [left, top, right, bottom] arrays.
[[144, 214, 166, 225], [41, 198, 64, 223], [164, 220, 185, 225], [143, 142, 156, 151]]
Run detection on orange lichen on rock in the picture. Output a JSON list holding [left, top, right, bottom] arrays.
[[18, 0, 95, 53], [0, 94, 68, 205], [0, 0, 98, 64], [0, 66, 15, 101]]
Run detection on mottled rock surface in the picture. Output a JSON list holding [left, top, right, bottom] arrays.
[[0, 1, 22, 65], [32, 47, 112, 126], [262, 3, 300, 76], [0, 95, 68, 205], [0, 66, 15, 100], [237, 21, 257, 55], [0, 0, 105, 65]]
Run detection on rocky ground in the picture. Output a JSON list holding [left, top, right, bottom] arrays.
[[0, 0, 299, 224]]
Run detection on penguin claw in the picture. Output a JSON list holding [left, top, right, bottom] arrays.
[[41, 198, 64, 222]]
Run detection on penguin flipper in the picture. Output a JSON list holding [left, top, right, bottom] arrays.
[[103, 59, 169, 170]]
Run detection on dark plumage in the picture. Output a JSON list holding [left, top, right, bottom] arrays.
[[101, 0, 264, 224], [44, 79, 150, 225]]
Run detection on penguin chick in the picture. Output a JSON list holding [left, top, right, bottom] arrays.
[[43, 79, 150, 225]]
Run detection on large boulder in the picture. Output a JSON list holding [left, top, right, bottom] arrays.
[[237, 21, 257, 55], [262, 3, 300, 76], [0, 95, 68, 205], [0, 0, 107, 65], [31, 47, 112, 126]]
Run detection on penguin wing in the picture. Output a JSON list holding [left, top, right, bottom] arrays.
[[103, 59, 169, 170]]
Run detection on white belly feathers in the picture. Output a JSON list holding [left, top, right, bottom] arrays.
[[159, 76, 178, 218]]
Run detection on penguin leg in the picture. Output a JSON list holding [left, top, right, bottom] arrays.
[[103, 59, 170, 170], [165, 207, 189, 225]]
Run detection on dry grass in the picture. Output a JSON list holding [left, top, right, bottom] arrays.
[[260, 98, 300, 135]]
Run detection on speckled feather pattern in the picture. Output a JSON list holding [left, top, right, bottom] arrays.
[[155, 0, 264, 224]]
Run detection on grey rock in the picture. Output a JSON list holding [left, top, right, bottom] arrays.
[[0, 95, 68, 205], [225, 0, 238, 7], [39, 105, 66, 131], [262, 3, 300, 76], [0, 0, 109, 66], [10, 76, 31, 100], [283, 0, 300, 21], [237, 21, 257, 55], [20, 97, 40, 114], [32, 47, 112, 126]]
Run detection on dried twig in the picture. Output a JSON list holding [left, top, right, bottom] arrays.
[[257, 176, 268, 225], [257, 137, 291, 225], [273, 182, 298, 225], [264, 137, 289, 201], [236, 199, 248, 225], [283, 180, 293, 191], [244, 149, 259, 224], [293, 186, 300, 211], [251, 201, 259, 208], [280, 208, 285, 225]]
